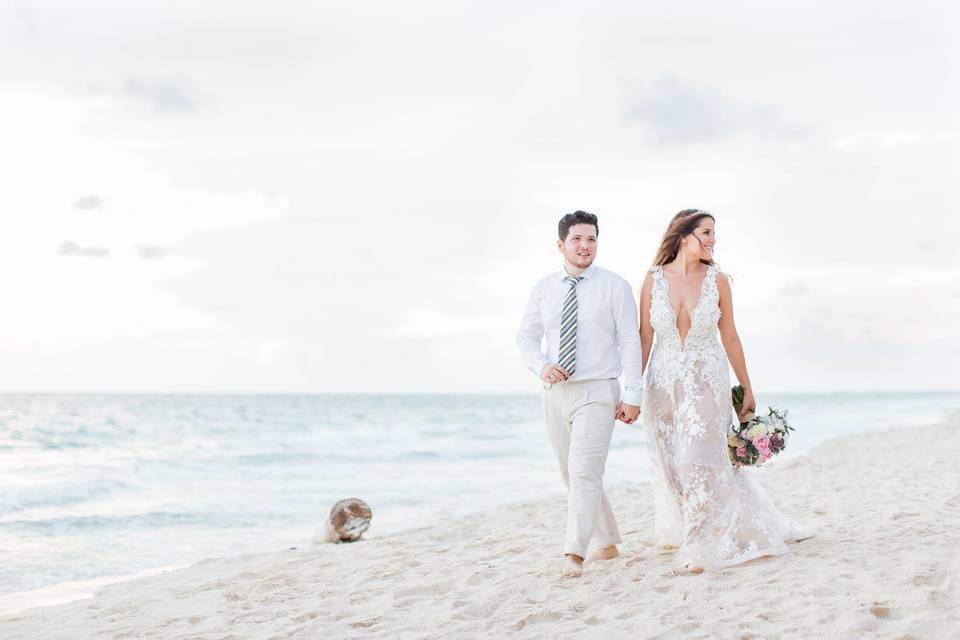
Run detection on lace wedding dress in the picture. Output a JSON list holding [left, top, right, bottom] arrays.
[[643, 264, 812, 568]]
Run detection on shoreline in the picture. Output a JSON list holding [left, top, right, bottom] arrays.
[[3, 417, 959, 638], [0, 564, 190, 619]]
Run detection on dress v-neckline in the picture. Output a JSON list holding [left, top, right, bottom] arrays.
[[659, 265, 712, 348]]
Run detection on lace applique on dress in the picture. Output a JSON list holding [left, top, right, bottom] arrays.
[[642, 265, 812, 568]]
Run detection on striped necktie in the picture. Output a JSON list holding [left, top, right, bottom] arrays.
[[558, 275, 582, 376]]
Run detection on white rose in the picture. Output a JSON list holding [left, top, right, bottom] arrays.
[[746, 424, 768, 439]]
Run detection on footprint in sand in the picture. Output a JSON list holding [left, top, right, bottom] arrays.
[[892, 511, 920, 520], [460, 602, 496, 619], [350, 618, 380, 628], [514, 611, 563, 630], [912, 568, 947, 588], [291, 611, 319, 623], [465, 572, 489, 586], [395, 581, 452, 598], [256, 574, 297, 591], [393, 597, 418, 609]]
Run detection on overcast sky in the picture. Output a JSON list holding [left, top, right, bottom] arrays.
[[1, 0, 957, 394]]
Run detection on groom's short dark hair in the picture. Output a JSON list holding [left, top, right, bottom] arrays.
[[559, 211, 599, 240]]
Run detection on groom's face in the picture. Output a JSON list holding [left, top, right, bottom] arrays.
[[557, 223, 598, 270]]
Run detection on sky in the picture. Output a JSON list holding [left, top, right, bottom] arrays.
[[1, 0, 957, 394]]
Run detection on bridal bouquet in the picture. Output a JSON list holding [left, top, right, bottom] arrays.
[[727, 385, 794, 467]]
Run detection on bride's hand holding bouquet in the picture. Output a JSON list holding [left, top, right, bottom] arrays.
[[735, 385, 756, 422]]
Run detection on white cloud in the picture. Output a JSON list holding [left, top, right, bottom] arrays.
[[625, 75, 803, 145], [835, 131, 928, 151], [57, 241, 109, 257], [72, 195, 103, 210], [135, 245, 169, 259], [119, 76, 200, 114]]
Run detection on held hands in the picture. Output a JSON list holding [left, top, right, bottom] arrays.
[[616, 402, 640, 425], [540, 363, 571, 385], [539, 363, 641, 425]]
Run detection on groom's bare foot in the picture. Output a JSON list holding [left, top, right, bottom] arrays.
[[561, 554, 584, 578], [587, 545, 620, 562]]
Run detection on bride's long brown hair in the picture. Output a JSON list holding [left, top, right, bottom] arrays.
[[653, 209, 716, 267]]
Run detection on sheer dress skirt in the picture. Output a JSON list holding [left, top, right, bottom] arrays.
[[642, 349, 812, 569]]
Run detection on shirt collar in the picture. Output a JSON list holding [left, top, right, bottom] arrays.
[[557, 263, 597, 280]]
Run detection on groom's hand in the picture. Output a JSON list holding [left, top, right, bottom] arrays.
[[540, 363, 571, 384], [616, 402, 640, 425]]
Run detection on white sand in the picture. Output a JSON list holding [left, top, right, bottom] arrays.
[[3, 419, 958, 640]]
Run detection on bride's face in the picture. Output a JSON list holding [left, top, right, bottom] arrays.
[[685, 219, 716, 260]]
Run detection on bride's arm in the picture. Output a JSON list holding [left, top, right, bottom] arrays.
[[639, 272, 654, 374], [717, 273, 756, 418]]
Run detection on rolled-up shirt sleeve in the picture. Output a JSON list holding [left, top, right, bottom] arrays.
[[615, 278, 644, 406], [516, 288, 549, 377]]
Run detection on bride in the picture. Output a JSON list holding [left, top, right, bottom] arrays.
[[639, 209, 812, 572]]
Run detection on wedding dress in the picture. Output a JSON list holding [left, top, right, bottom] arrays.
[[643, 264, 812, 568]]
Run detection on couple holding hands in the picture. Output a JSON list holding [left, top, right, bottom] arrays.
[[517, 209, 812, 578]]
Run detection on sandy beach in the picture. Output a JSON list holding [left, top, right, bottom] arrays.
[[3, 417, 958, 640]]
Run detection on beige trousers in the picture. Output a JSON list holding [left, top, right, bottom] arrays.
[[543, 378, 622, 558]]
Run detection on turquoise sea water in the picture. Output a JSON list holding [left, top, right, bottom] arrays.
[[1, 391, 958, 615]]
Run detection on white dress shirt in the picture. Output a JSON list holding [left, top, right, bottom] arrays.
[[516, 264, 644, 406]]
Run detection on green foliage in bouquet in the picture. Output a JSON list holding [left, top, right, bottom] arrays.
[[728, 386, 795, 467]]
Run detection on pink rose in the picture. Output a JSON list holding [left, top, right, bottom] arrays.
[[754, 435, 773, 459], [736, 446, 747, 458]]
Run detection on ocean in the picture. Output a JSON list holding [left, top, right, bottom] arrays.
[[1, 391, 958, 615]]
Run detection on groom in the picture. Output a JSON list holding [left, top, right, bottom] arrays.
[[516, 211, 643, 578]]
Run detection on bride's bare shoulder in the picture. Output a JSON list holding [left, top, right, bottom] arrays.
[[715, 269, 734, 302], [639, 269, 655, 294], [711, 263, 731, 281]]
